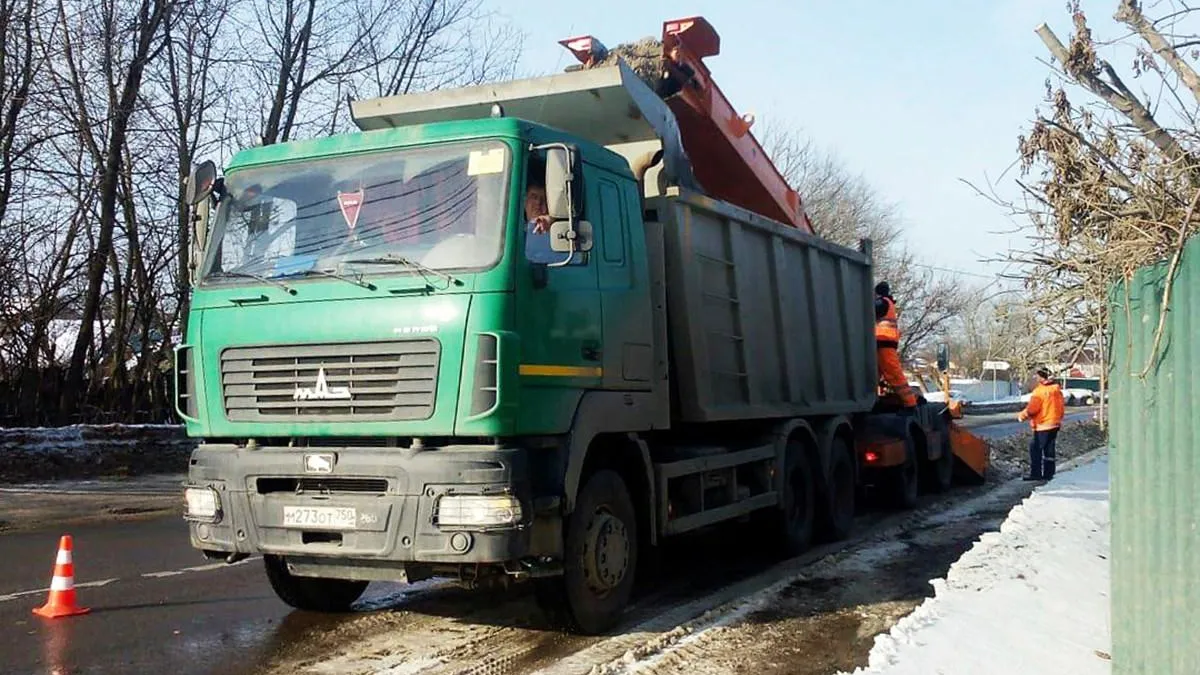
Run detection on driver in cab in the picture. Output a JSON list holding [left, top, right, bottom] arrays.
[[524, 175, 561, 264]]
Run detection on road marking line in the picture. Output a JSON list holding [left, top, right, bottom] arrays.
[[0, 578, 117, 603], [0, 556, 255, 604], [142, 557, 255, 578]]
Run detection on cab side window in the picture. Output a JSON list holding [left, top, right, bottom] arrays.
[[598, 179, 626, 266]]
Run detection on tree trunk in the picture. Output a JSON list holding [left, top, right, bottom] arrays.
[[63, 0, 174, 416]]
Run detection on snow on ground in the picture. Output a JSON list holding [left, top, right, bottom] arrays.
[[0, 424, 194, 483], [844, 455, 1111, 675]]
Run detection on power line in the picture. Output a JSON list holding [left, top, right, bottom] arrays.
[[903, 261, 1002, 280]]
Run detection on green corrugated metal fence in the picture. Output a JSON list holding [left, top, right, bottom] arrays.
[[1110, 236, 1200, 674]]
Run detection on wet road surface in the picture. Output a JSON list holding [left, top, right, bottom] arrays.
[[0, 415, 1098, 675], [0, 517, 283, 675]]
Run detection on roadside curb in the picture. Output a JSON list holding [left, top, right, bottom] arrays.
[[1056, 445, 1109, 474]]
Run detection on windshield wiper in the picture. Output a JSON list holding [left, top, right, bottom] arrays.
[[208, 271, 298, 295], [343, 254, 464, 288], [296, 268, 378, 291]]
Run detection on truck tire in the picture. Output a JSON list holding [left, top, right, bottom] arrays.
[[887, 436, 920, 510], [263, 555, 368, 612], [922, 430, 954, 494], [763, 440, 816, 557], [818, 437, 855, 542], [535, 469, 638, 635]]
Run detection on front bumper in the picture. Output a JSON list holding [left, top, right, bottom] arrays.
[[185, 443, 559, 566]]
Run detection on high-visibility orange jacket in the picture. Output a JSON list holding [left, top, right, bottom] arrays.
[[874, 296, 915, 407], [1019, 382, 1065, 430], [875, 297, 900, 348]]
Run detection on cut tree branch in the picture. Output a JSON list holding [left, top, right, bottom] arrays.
[[1035, 21, 1200, 185], [1117, 0, 1200, 106]]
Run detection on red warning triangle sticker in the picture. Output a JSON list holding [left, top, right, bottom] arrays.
[[337, 189, 364, 231]]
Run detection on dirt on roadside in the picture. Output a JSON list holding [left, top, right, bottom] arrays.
[[985, 420, 1106, 482], [0, 490, 181, 533], [622, 494, 1025, 675]]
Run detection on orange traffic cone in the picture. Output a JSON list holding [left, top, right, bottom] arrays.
[[32, 535, 90, 618]]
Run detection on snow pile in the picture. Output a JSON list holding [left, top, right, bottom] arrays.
[[844, 456, 1112, 675], [0, 424, 193, 484]]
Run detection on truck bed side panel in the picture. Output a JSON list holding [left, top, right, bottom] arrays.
[[654, 189, 876, 423]]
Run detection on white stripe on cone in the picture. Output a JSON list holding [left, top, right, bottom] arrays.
[[56, 550, 72, 565], [49, 576, 74, 592]]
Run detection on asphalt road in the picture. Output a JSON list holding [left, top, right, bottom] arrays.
[[0, 518, 283, 675], [962, 408, 1095, 439], [0, 413, 1097, 675]]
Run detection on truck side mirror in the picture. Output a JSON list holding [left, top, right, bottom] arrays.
[[185, 160, 217, 206], [537, 144, 583, 222], [549, 220, 593, 253], [936, 343, 949, 372], [544, 147, 577, 221]]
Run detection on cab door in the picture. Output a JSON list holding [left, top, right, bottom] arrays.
[[514, 163, 603, 435], [594, 175, 653, 391]]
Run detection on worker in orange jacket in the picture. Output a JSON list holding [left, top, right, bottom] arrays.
[[874, 282, 917, 410], [1017, 367, 1066, 481]]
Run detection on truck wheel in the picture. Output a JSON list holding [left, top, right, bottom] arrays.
[[818, 438, 856, 542], [767, 441, 816, 556], [536, 469, 638, 635], [887, 437, 920, 510], [922, 431, 954, 493], [263, 555, 368, 612]]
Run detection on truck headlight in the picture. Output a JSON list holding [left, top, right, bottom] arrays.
[[435, 494, 522, 528], [184, 486, 222, 523]]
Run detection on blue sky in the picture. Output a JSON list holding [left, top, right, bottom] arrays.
[[497, 0, 1121, 284]]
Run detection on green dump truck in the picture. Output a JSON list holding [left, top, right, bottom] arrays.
[[177, 20, 974, 634]]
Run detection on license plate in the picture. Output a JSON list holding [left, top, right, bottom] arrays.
[[282, 506, 357, 530]]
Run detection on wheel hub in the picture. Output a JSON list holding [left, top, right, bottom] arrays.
[[582, 511, 630, 594]]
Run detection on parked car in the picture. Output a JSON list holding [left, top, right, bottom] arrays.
[[1063, 388, 1100, 406]]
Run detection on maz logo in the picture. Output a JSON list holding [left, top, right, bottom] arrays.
[[293, 366, 351, 401], [303, 453, 335, 474]]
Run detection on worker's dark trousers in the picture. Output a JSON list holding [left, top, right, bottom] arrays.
[[1028, 427, 1060, 479]]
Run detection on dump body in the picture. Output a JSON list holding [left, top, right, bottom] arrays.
[[652, 188, 876, 423]]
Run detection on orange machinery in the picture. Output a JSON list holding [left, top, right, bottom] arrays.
[[559, 17, 814, 234]]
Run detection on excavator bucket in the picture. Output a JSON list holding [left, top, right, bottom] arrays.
[[948, 421, 989, 484]]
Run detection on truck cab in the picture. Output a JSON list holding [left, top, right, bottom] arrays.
[[180, 114, 669, 631]]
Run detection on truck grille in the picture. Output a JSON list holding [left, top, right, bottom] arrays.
[[221, 340, 439, 422], [256, 477, 389, 494]]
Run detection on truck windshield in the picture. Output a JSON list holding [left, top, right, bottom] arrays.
[[201, 141, 511, 284]]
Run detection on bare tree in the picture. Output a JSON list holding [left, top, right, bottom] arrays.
[[0, 0, 43, 229], [758, 123, 904, 252], [0, 0, 521, 425], [56, 0, 177, 416], [355, 0, 520, 98], [1009, 0, 1200, 388], [228, 0, 522, 146], [154, 0, 232, 320], [949, 297, 1047, 380]]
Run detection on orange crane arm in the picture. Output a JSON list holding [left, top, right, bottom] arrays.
[[659, 17, 813, 233], [560, 17, 813, 233]]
